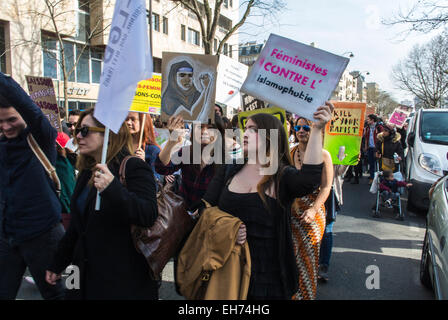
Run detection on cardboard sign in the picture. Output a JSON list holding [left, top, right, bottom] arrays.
[[161, 52, 218, 123], [241, 93, 268, 111], [388, 108, 411, 128], [238, 107, 288, 135], [129, 73, 162, 114], [216, 55, 248, 108], [324, 102, 366, 165], [25, 76, 61, 131], [241, 34, 349, 121]]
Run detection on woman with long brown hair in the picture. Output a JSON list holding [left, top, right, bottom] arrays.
[[45, 109, 159, 300], [191, 102, 334, 300], [154, 113, 226, 210], [290, 116, 333, 300]]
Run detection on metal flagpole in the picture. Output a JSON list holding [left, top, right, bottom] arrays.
[[95, 127, 110, 211]]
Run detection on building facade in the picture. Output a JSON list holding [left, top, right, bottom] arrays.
[[331, 69, 359, 102], [238, 41, 263, 66], [0, 0, 240, 111]]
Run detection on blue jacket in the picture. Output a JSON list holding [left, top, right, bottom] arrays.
[[0, 73, 61, 245]]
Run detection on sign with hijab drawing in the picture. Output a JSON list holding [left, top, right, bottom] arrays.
[[161, 52, 218, 123]]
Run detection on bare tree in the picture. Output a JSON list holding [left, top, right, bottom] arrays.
[[376, 91, 399, 117], [392, 32, 448, 108], [169, 0, 286, 55], [365, 83, 399, 117], [39, 0, 112, 119], [383, 0, 448, 36], [1, 0, 112, 120]]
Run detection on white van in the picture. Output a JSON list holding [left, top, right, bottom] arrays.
[[405, 109, 448, 211]]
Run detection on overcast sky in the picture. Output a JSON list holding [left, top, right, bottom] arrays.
[[239, 0, 444, 104]]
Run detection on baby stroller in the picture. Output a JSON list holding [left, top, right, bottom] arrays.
[[370, 158, 404, 220]]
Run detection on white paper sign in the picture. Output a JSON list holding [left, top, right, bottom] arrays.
[[94, 0, 152, 133], [216, 55, 248, 108], [241, 34, 349, 121]]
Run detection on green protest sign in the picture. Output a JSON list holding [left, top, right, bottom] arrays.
[[323, 102, 366, 165]]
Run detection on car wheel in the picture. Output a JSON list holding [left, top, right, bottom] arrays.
[[420, 230, 433, 289]]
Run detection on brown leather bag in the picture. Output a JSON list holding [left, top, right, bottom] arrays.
[[119, 156, 194, 280]]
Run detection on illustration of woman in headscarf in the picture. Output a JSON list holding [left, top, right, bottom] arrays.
[[161, 60, 212, 120]]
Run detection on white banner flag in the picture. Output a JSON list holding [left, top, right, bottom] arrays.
[[94, 0, 152, 133]]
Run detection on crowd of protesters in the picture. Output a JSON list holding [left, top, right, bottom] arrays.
[[0, 71, 411, 300]]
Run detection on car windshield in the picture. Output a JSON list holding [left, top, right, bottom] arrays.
[[420, 112, 448, 146]]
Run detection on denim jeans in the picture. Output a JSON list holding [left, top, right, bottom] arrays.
[[381, 191, 400, 202], [0, 223, 65, 300], [319, 221, 334, 267]]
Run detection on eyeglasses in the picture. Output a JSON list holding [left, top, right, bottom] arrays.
[[68, 122, 76, 128], [75, 126, 105, 137], [294, 125, 311, 132]]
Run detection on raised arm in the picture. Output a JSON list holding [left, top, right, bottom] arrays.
[[0, 73, 57, 151], [303, 102, 334, 165], [158, 115, 185, 166], [299, 150, 333, 224]]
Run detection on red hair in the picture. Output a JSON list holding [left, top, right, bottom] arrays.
[[138, 113, 160, 150]]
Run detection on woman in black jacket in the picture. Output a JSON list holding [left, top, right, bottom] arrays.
[[190, 102, 333, 300], [375, 124, 404, 172], [46, 109, 158, 300]]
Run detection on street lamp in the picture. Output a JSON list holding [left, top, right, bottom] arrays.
[[341, 51, 355, 58], [353, 71, 370, 79]]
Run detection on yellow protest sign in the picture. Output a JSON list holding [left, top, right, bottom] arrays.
[[238, 107, 288, 134], [129, 73, 162, 114]]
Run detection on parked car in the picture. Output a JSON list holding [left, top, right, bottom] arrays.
[[420, 174, 448, 299], [406, 109, 448, 212]]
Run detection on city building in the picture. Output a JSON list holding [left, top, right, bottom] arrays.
[[0, 0, 240, 111], [238, 41, 263, 66], [366, 82, 379, 104], [350, 71, 368, 102], [331, 69, 358, 101]]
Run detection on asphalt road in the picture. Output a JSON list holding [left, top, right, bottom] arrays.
[[316, 173, 434, 300], [16, 173, 434, 300]]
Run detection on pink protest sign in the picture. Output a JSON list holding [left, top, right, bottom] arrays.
[[388, 108, 410, 128], [240, 34, 349, 121]]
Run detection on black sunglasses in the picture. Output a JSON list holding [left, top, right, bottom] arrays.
[[68, 122, 77, 128], [75, 126, 105, 137], [294, 125, 311, 132]]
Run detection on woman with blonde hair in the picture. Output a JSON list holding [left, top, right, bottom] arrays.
[[290, 116, 333, 300], [46, 108, 159, 300]]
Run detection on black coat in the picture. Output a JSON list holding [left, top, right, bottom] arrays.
[[49, 152, 158, 300], [375, 132, 404, 160], [0, 73, 61, 244]]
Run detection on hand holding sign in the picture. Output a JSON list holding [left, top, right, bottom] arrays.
[[313, 101, 334, 129], [167, 115, 186, 145]]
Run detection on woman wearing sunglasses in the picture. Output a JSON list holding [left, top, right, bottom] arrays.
[[290, 117, 333, 300], [46, 109, 159, 300]]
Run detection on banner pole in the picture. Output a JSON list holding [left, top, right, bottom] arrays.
[[138, 113, 147, 149], [95, 127, 110, 211]]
